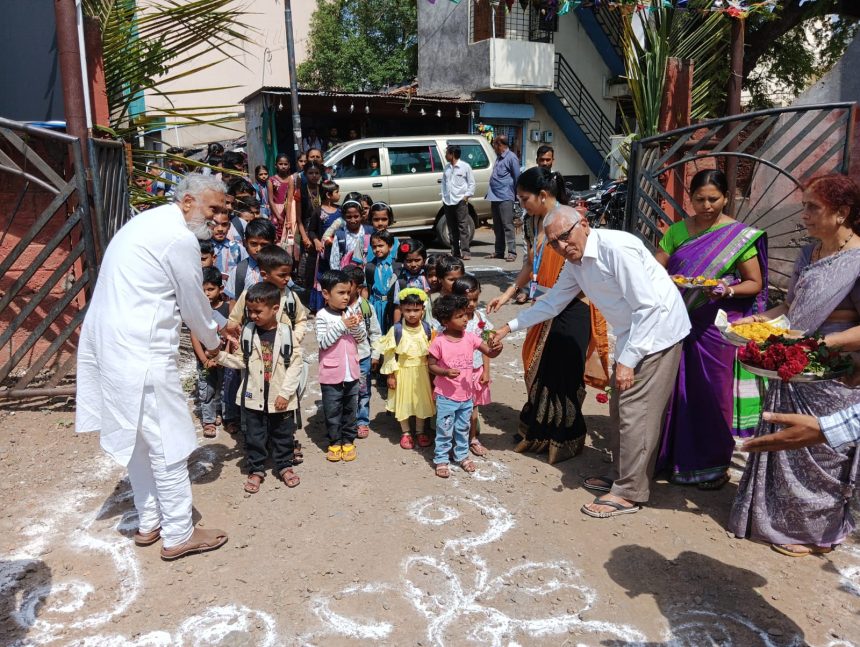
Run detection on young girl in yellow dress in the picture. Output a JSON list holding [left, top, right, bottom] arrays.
[[375, 288, 435, 449]]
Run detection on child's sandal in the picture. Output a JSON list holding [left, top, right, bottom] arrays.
[[469, 439, 487, 457], [459, 458, 477, 473], [400, 433, 414, 450], [202, 423, 217, 438], [279, 468, 300, 488], [416, 432, 432, 448], [435, 464, 450, 478], [293, 441, 304, 464], [244, 473, 264, 494]]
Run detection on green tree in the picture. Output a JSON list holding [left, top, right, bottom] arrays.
[[297, 0, 417, 91], [745, 13, 859, 109]]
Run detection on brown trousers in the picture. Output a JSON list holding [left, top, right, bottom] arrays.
[[608, 342, 682, 503]]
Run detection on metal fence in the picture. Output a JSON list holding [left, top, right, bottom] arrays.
[[0, 118, 101, 399], [471, 1, 556, 43], [625, 102, 856, 290], [89, 137, 130, 253]]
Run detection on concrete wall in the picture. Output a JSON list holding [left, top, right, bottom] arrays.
[[526, 96, 592, 179], [418, 0, 483, 96], [490, 40, 554, 92], [149, 0, 313, 148]]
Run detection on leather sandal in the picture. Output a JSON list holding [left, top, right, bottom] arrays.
[[244, 473, 263, 494], [160, 527, 228, 561], [435, 464, 450, 478], [469, 439, 487, 457], [202, 423, 216, 438], [459, 458, 477, 473], [134, 527, 161, 547], [279, 468, 300, 488]]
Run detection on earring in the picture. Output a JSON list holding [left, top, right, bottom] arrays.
[[541, 198, 545, 204], [839, 218, 845, 224]]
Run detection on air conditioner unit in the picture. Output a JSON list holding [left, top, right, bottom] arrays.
[[529, 130, 542, 143], [542, 130, 554, 143]]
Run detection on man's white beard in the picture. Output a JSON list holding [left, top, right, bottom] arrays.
[[187, 213, 212, 240]]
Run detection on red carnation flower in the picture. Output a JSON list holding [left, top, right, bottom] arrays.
[[596, 392, 609, 404], [478, 320, 486, 329]]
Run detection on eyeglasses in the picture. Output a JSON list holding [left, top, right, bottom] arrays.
[[547, 221, 581, 249]]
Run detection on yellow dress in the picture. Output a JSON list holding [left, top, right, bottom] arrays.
[[375, 324, 435, 421]]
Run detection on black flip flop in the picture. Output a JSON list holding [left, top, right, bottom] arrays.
[[581, 497, 641, 519], [582, 475, 614, 493]]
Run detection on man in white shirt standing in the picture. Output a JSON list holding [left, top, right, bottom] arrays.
[[494, 206, 690, 518], [441, 144, 476, 260], [76, 174, 229, 560]]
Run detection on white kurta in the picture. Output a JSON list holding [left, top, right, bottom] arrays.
[[76, 203, 220, 466]]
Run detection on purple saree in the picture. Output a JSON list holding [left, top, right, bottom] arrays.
[[658, 222, 768, 484], [729, 246, 860, 547]]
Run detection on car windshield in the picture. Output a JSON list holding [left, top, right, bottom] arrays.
[[323, 143, 348, 165]]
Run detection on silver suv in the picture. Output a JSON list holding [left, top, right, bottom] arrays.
[[324, 134, 495, 245]]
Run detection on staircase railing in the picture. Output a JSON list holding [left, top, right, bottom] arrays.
[[592, 4, 624, 59], [554, 53, 614, 158]]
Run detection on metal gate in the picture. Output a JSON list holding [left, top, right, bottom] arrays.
[[625, 102, 856, 291], [0, 118, 101, 399]]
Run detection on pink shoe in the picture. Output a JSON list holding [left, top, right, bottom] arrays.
[[400, 433, 414, 449], [356, 425, 370, 439]]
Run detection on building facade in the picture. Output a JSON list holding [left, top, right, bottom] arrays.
[[418, 1, 628, 183]]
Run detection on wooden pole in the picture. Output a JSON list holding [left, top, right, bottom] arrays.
[[54, 0, 89, 153], [725, 18, 744, 215]]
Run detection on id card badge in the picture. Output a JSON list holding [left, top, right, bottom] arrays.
[[528, 280, 538, 300]]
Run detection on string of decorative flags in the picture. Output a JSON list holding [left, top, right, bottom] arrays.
[[426, 0, 782, 20]]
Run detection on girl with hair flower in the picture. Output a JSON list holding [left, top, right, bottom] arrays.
[[375, 288, 436, 449]]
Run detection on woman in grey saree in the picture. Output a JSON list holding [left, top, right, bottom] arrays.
[[729, 174, 860, 556]]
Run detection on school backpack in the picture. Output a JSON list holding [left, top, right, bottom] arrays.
[[239, 320, 309, 428], [333, 224, 373, 268], [392, 320, 432, 345]]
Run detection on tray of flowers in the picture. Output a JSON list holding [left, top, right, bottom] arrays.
[[738, 335, 853, 382]]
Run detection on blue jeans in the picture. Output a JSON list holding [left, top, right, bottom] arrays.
[[196, 363, 223, 425], [434, 395, 473, 465], [357, 355, 372, 428]]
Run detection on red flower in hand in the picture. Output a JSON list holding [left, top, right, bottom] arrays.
[[596, 392, 609, 404], [478, 320, 486, 330]]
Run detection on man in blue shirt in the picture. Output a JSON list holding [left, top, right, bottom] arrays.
[[486, 136, 520, 262]]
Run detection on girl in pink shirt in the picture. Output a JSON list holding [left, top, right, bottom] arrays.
[[428, 294, 502, 478]]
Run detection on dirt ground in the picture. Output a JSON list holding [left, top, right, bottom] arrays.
[[1, 228, 858, 647]]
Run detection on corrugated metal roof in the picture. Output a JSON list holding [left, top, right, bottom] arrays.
[[241, 87, 482, 106]]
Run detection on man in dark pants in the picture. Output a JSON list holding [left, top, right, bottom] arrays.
[[486, 135, 520, 262], [441, 145, 476, 260]]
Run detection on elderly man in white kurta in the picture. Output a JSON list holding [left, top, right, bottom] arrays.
[[76, 174, 229, 560]]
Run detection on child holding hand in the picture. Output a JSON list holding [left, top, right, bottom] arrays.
[[217, 282, 303, 493], [428, 294, 502, 478], [453, 274, 493, 457], [375, 289, 435, 449]]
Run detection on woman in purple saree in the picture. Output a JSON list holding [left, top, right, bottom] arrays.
[[729, 174, 860, 557], [655, 170, 767, 489]]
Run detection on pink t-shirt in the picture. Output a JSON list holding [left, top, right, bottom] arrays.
[[428, 332, 484, 402]]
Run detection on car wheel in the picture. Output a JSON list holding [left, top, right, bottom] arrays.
[[435, 209, 476, 248]]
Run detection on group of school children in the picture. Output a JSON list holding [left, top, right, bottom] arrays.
[[192, 183, 504, 493]]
